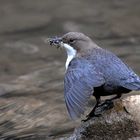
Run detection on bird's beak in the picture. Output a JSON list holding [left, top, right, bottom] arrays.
[[49, 37, 63, 48]]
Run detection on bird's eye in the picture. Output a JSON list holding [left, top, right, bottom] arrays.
[[69, 39, 75, 43]]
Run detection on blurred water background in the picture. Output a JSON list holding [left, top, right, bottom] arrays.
[[0, 0, 140, 139]]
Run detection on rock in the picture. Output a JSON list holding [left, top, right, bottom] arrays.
[[64, 95, 140, 140]]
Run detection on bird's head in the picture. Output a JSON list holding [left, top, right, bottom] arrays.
[[49, 32, 97, 56]]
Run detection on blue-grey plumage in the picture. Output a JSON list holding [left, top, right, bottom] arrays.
[[85, 48, 140, 92], [64, 58, 105, 119], [49, 32, 140, 120]]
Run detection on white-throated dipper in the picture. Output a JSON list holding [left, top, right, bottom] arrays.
[[49, 32, 140, 121]]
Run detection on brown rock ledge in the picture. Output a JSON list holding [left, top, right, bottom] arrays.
[[63, 95, 140, 140]]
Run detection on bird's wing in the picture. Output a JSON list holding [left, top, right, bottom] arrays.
[[64, 58, 105, 119]]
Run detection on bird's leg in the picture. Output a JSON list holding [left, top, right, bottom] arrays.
[[98, 94, 122, 110], [82, 96, 101, 122]]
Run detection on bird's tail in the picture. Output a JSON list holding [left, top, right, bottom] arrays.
[[122, 74, 140, 91]]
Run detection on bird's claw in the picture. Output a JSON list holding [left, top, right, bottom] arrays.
[[98, 99, 114, 108], [97, 100, 114, 113], [82, 113, 101, 122]]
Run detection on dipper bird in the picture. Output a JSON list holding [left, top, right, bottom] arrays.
[[49, 32, 140, 121]]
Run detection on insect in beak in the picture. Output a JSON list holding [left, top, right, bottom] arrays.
[[49, 37, 62, 48]]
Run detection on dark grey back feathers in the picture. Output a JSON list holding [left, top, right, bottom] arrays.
[[64, 48, 140, 119]]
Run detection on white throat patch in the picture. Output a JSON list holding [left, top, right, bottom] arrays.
[[61, 43, 77, 70]]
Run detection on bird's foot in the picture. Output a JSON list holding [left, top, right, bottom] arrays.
[[82, 113, 101, 122], [82, 100, 115, 122], [98, 99, 114, 111]]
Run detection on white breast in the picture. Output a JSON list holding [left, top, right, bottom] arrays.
[[62, 43, 77, 70]]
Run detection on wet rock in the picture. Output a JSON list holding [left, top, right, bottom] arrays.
[[65, 95, 140, 140]]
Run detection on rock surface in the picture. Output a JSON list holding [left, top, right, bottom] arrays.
[[64, 95, 140, 140]]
